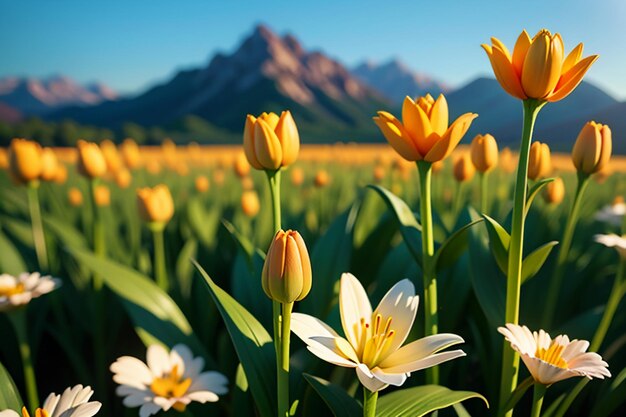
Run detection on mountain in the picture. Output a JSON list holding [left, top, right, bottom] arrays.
[[352, 59, 448, 103], [446, 77, 619, 148], [0, 102, 22, 123], [49, 24, 388, 142], [0, 76, 118, 115]]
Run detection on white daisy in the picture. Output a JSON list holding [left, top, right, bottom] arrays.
[[0, 384, 101, 417], [0, 273, 61, 312], [291, 273, 465, 392], [594, 233, 626, 258], [498, 324, 611, 385], [594, 202, 626, 227], [111, 344, 228, 417]]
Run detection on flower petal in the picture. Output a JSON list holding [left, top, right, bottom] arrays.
[[512, 30, 531, 76], [425, 113, 477, 162], [429, 95, 449, 136], [548, 55, 598, 102], [402, 97, 433, 153], [339, 273, 373, 349], [147, 345, 171, 378], [379, 350, 466, 374], [373, 113, 421, 161], [371, 368, 407, 387], [291, 313, 357, 367], [482, 44, 526, 100], [379, 333, 464, 368], [356, 364, 388, 392]]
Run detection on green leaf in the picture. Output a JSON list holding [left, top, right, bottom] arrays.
[[43, 216, 87, 248], [521, 241, 558, 284], [222, 219, 259, 265], [434, 218, 484, 272], [0, 361, 23, 412], [193, 260, 276, 417], [482, 214, 510, 274], [526, 177, 555, 216], [176, 238, 198, 298], [367, 185, 422, 267], [590, 367, 626, 417], [303, 374, 361, 417], [0, 228, 27, 275], [500, 376, 533, 414], [377, 385, 488, 417]]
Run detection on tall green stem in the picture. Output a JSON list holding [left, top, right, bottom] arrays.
[[530, 384, 546, 417], [480, 172, 489, 215], [151, 225, 168, 292], [27, 183, 48, 272], [363, 389, 378, 417], [499, 99, 544, 417], [9, 309, 38, 412], [543, 172, 590, 326], [417, 160, 438, 384], [267, 170, 282, 232]]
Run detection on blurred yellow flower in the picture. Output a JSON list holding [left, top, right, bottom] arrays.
[[68, 187, 83, 207], [115, 169, 132, 189], [77, 140, 107, 179], [39, 148, 59, 182], [120, 138, 142, 170], [9, 138, 42, 184], [195, 175, 210, 193], [453, 154, 475, 183], [543, 177, 565, 205], [244, 111, 300, 170], [137, 184, 174, 225], [290, 167, 305, 186], [94, 185, 111, 207]]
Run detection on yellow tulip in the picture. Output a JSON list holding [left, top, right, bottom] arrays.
[[234, 152, 251, 178], [543, 177, 565, 204], [121, 138, 142, 169], [373, 165, 386, 182], [453, 154, 476, 183], [77, 140, 107, 179], [572, 121, 611, 175], [195, 175, 210, 193], [374, 94, 477, 162], [470, 134, 499, 173], [94, 185, 111, 207], [527, 142, 552, 180], [54, 163, 68, 184], [68, 187, 83, 207], [262, 229, 312, 303], [243, 111, 300, 170], [9, 138, 42, 184], [115, 169, 132, 189], [137, 184, 174, 224], [40, 148, 59, 182], [290, 167, 305, 186], [100, 139, 124, 174], [500, 147, 517, 174], [314, 169, 330, 187], [0, 148, 9, 169], [241, 190, 260, 217], [483, 29, 598, 102]]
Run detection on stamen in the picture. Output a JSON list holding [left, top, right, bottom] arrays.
[[535, 342, 568, 369]]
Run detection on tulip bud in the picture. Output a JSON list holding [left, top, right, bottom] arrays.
[[68, 187, 83, 207], [290, 167, 305, 186], [100, 139, 123, 174], [137, 184, 174, 226], [94, 185, 111, 207], [470, 134, 499, 173], [500, 147, 517, 174], [262, 230, 312, 303], [195, 175, 210, 193], [453, 154, 475, 183], [314, 170, 330, 188], [241, 190, 260, 217], [243, 111, 300, 171], [9, 138, 42, 184], [121, 138, 141, 169], [241, 176, 254, 190], [0, 148, 8, 169], [146, 160, 161, 175], [77, 140, 107, 179], [543, 177, 565, 204], [115, 169, 132, 189], [40, 148, 59, 182], [527, 142, 552, 181], [54, 164, 68, 184], [572, 121, 612, 175], [234, 153, 251, 178], [213, 169, 225, 186]]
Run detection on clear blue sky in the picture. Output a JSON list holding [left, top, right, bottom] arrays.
[[1, 0, 625, 99]]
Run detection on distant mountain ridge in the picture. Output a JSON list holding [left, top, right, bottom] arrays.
[[0, 76, 118, 115]]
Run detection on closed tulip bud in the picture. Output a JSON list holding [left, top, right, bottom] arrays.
[[243, 111, 300, 171], [77, 140, 107, 179], [0, 148, 9, 169], [234, 152, 251, 178], [453, 154, 475, 183], [500, 147, 517, 174], [195, 175, 210, 193], [146, 160, 161, 175], [314, 170, 330, 187], [54, 163, 68, 184], [572, 121, 611, 175], [137, 184, 174, 225], [94, 185, 111, 207], [100, 139, 123, 174], [68, 187, 83, 207], [543, 177, 565, 204], [528, 142, 552, 180], [471, 134, 499, 173], [241, 190, 260, 217], [262, 229, 312, 303], [40, 148, 59, 182], [115, 169, 132, 189], [9, 138, 42, 184], [290, 167, 305, 186], [121, 138, 142, 169]]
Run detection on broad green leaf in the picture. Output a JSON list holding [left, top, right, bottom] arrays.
[[0, 361, 22, 412], [377, 385, 488, 417], [482, 214, 510, 274], [303, 374, 361, 417], [193, 260, 276, 417], [231, 250, 272, 330], [526, 177, 554, 216], [222, 219, 258, 264], [0, 228, 27, 275], [368, 185, 423, 267], [434, 218, 484, 272], [187, 198, 221, 249], [521, 241, 558, 284], [43, 215, 87, 248]]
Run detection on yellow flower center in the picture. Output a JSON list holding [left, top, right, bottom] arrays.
[[535, 342, 568, 369], [21, 406, 49, 417], [353, 314, 396, 367], [0, 283, 24, 297], [416, 94, 435, 116], [150, 364, 192, 407]]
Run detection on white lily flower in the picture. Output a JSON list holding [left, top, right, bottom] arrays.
[[594, 202, 626, 227], [0, 273, 61, 312], [499, 324, 611, 385], [594, 233, 626, 259], [0, 384, 101, 417], [111, 344, 228, 417], [291, 273, 465, 392]]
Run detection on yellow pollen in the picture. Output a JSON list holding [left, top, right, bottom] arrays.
[[535, 342, 568, 369], [360, 314, 396, 367], [150, 364, 192, 398], [21, 407, 49, 417], [0, 283, 25, 297]]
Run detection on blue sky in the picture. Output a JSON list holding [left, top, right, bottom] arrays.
[[1, 0, 625, 99]]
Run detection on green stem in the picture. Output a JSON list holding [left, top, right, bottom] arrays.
[[480, 172, 489, 215], [543, 172, 590, 327], [27, 183, 48, 272], [499, 99, 544, 417], [363, 388, 378, 417], [530, 384, 546, 417], [417, 160, 438, 385], [266, 170, 282, 233], [453, 182, 463, 217], [277, 302, 293, 417], [9, 309, 38, 412], [151, 226, 168, 292]]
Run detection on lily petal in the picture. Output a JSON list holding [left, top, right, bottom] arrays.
[[379, 333, 465, 369], [371, 368, 407, 386], [356, 364, 388, 392], [339, 273, 373, 350], [379, 349, 466, 374]]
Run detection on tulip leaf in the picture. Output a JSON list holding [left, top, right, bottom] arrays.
[[0, 361, 23, 412], [175, 238, 198, 299], [193, 260, 276, 417], [521, 241, 559, 284], [0, 228, 27, 276], [222, 219, 259, 264], [526, 177, 555, 216], [482, 214, 510, 274], [377, 385, 488, 417], [367, 185, 423, 267], [43, 215, 88, 248], [434, 218, 484, 272], [303, 374, 362, 417]]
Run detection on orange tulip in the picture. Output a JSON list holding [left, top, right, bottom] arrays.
[[470, 134, 499, 173], [453, 154, 476, 183], [195, 175, 210, 193], [572, 121, 611, 175], [137, 184, 174, 224], [77, 140, 107, 179], [244, 111, 300, 170], [241, 190, 260, 217], [40, 148, 59, 182], [94, 185, 111, 207], [314, 170, 330, 187], [527, 142, 552, 180], [9, 139, 42, 184], [290, 167, 305, 186], [482, 29, 598, 102], [68, 187, 83, 207], [543, 177, 565, 204], [374, 94, 477, 162]]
